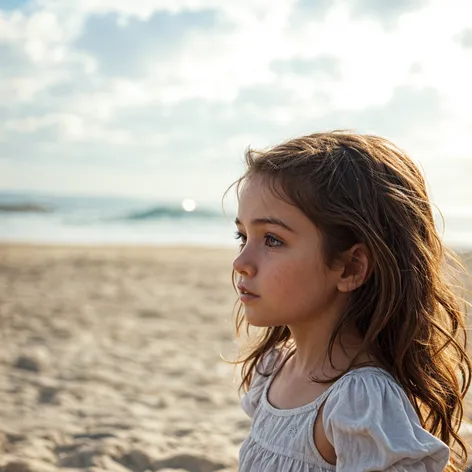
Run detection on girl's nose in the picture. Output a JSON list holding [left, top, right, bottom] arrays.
[[233, 248, 256, 278]]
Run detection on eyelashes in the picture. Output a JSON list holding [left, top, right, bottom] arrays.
[[234, 231, 246, 244], [234, 231, 283, 248]]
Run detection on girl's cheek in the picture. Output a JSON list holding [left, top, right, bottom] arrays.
[[272, 265, 296, 292]]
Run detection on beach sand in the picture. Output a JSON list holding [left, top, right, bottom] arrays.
[[0, 244, 471, 472]]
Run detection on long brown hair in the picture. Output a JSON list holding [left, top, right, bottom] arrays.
[[228, 131, 471, 470]]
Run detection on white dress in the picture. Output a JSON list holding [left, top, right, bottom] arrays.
[[239, 349, 450, 471]]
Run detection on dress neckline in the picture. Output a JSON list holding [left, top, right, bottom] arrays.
[[262, 353, 391, 417]]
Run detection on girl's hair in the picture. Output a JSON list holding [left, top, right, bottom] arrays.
[[227, 131, 471, 470]]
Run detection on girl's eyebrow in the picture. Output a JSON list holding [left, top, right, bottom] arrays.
[[234, 216, 295, 233]]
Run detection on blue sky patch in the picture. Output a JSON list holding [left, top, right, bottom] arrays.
[[0, 0, 30, 11]]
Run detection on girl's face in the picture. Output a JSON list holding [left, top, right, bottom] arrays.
[[233, 176, 346, 328]]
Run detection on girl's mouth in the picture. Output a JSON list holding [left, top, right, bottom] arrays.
[[237, 284, 260, 303], [239, 292, 260, 303]]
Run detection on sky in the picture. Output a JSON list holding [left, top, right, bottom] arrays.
[[0, 0, 472, 208]]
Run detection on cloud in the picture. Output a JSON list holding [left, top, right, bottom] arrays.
[[456, 28, 472, 48], [0, 42, 33, 77], [75, 9, 220, 77], [351, 0, 427, 20], [104, 83, 444, 167], [289, 0, 334, 26], [0, 0, 471, 201], [271, 56, 341, 79], [232, 84, 445, 157], [347, 85, 442, 137]]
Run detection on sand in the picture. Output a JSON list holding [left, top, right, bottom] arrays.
[[0, 245, 243, 472], [0, 244, 471, 472]]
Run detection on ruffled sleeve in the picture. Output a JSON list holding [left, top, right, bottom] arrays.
[[322, 371, 450, 472], [241, 348, 280, 418]]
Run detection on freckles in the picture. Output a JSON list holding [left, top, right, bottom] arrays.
[[272, 263, 299, 297]]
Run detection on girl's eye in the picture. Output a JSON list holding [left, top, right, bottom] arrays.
[[234, 231, 283, 248], [265, 234, 283, 248], [234, 231, 247, 245]]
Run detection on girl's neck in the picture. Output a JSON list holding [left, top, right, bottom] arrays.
[[287, 322, 367, 379]]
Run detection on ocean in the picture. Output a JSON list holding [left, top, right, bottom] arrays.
[[0, 191, 237, 247], [0, 191, 471, 250]]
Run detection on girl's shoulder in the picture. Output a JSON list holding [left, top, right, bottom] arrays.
[[321, 367, 450, 471], [322, 365, 422, 433], [328, 364, 400, 392]]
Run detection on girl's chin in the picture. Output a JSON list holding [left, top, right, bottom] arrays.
[[244, 311, 281, 328]]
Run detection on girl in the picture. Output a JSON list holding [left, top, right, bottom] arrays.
[[229, 132, 471, 471]]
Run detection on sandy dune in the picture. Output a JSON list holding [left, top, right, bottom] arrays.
[[0, 244, 471, 471]]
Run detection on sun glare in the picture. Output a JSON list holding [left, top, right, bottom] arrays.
[[182, 198, 196, 212]]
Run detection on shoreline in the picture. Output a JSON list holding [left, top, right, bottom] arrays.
[[0, 241, 236, 251]]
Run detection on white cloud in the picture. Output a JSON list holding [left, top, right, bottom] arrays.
[[0, 0, 471, 206]]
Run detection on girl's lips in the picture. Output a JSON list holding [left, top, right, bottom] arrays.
[[237, 283, 259, 302], [237, 283, 258, 296], [240, 293, 260, 303]]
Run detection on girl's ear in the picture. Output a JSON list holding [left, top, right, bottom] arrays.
[[337, 244, 371, 293]]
